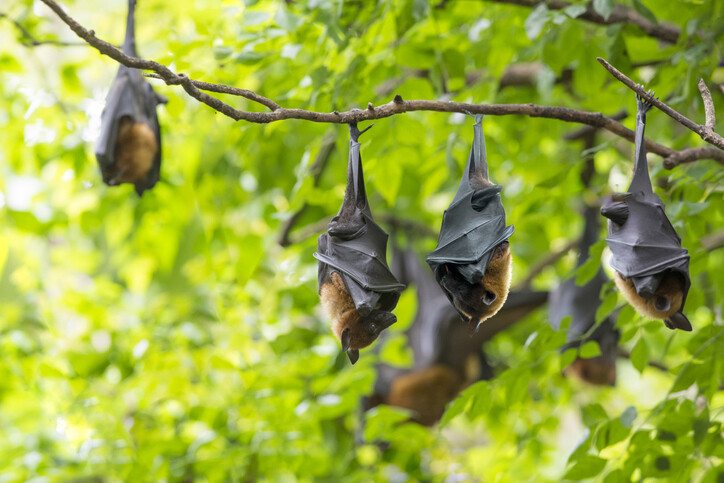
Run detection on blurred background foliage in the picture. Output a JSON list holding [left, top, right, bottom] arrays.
[[1, 0, 723, 481]]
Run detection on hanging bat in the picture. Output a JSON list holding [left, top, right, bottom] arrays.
[[95, 0, 166, 196], [427, 114, 515, 334], [549, 206, 620, 386], [365, 248, 545, 425], [314, 124, 405, 364], [600, 92, 691, 331]]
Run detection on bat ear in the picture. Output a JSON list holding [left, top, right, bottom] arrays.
[[481, 290, 496, 306], [666, 312, 692, 332], [347, 349, 360, 364], [468, 318, 481, 335], [341, 328, 352, 352], [654, 295, 670, 312]]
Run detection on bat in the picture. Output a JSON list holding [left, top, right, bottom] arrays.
[[314, 123, 405, 364], [365, 247, 546, 425], [427, 114, 515, 334], [95, 0, 166, 196], [549, 206, 620, 386], [600, 92, 691, 331]]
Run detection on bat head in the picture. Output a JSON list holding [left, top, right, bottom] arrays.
[[566, 356, 616, 386], [614, 271, 691, 330], [107, 117, 158, 188], [320, 272, 397, 364], [386, 365, 463, 426], [438, 242, 512, 334]]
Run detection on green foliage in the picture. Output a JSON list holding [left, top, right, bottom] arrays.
[[1, 0, 723, 481]]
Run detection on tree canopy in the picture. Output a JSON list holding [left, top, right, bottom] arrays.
[[1, 0, 723, 481]]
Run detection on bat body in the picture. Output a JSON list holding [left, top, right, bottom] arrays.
[[366, 248, 545, 425], [600, 94, 691, 331], [314, 124, 405, 364], [427, 115, 514, 333], [549, 207, 620, 386], [95, 0, 166, 196]]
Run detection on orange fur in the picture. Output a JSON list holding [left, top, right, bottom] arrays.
[[452, 242, 513, 325], [386, 365, 463, 426], [614, 272, 684, 320], [113, 117, 157, 184], [320, 272, 377, 350], [566, 357, 616, 386], [478, 242, 513, 322]]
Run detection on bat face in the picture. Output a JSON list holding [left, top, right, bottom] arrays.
[[438, 241, 512, 332], [320, 271, 396, 363], [386, 365, 463, 426], [566, 357, 616, 386], [614, 271, 685, 321], [108, 117, 158, 185]]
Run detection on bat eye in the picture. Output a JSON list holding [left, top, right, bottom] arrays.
[[654, 296, 671, 312], [367, 323, 378, 335], [481, 291, 496, 305]]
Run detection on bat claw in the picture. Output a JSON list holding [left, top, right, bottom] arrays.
[[346, 349, 360, 364]]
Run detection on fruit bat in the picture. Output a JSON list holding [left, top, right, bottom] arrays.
[[365, 248, 545, 425], [549, 206, 620, 386], [314, 124, 405, 364], [95, 0, 166, 196], [600, 92, 691, 331], [427, 114, 515, 334]]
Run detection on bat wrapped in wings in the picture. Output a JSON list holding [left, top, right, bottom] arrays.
[[365, 247, 546, 425], [549, 206, 620, 386], [95, 0, 166, 196], [314, 124, 405, 364], [427, 114, 515, 334], [601, 92, 691, 331]]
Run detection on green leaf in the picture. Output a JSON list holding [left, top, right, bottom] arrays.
[[632, 0, 658, 25], [630, 337, 649, 374], [564, 4, 587, 18], [580, 341, 602, 358], [595, 290, 618, 324], [592, 0, 614, 21], [620, 406, 637, 428], [564, 455, 607, 480], [525, 4, 550, 40]]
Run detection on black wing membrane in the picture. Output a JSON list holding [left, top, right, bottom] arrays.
[[314, 124, 405, 316], [95, 0, 166, 196], [601, 93, 691, 330], [426, 114, 514, 318]]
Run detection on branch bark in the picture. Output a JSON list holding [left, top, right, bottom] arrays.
[[38, 0, 724, 168], [598, 58, 724, 151], [485, 0, 680, 44]]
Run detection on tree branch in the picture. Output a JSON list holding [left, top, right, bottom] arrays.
[[516, 237, 580, 290], [485, 0, 680, 44], [38, 0, 724, 168], [598, 58, 724, 151], [698, 79, 716, 130]]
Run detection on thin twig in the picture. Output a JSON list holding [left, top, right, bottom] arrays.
[[37, 0, 724, 167], [485, 0, 680, 44], [702, 229, 724, 251], [144, 73, 279, 111], [278, 131, 337, 247], [516, 237, 580, 290], [618, 349, 669, 372], [597, 58, 724, 151], [698, 79, 716, 130], [0, 11, 86, 47], [563, 110, 627, 141]]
